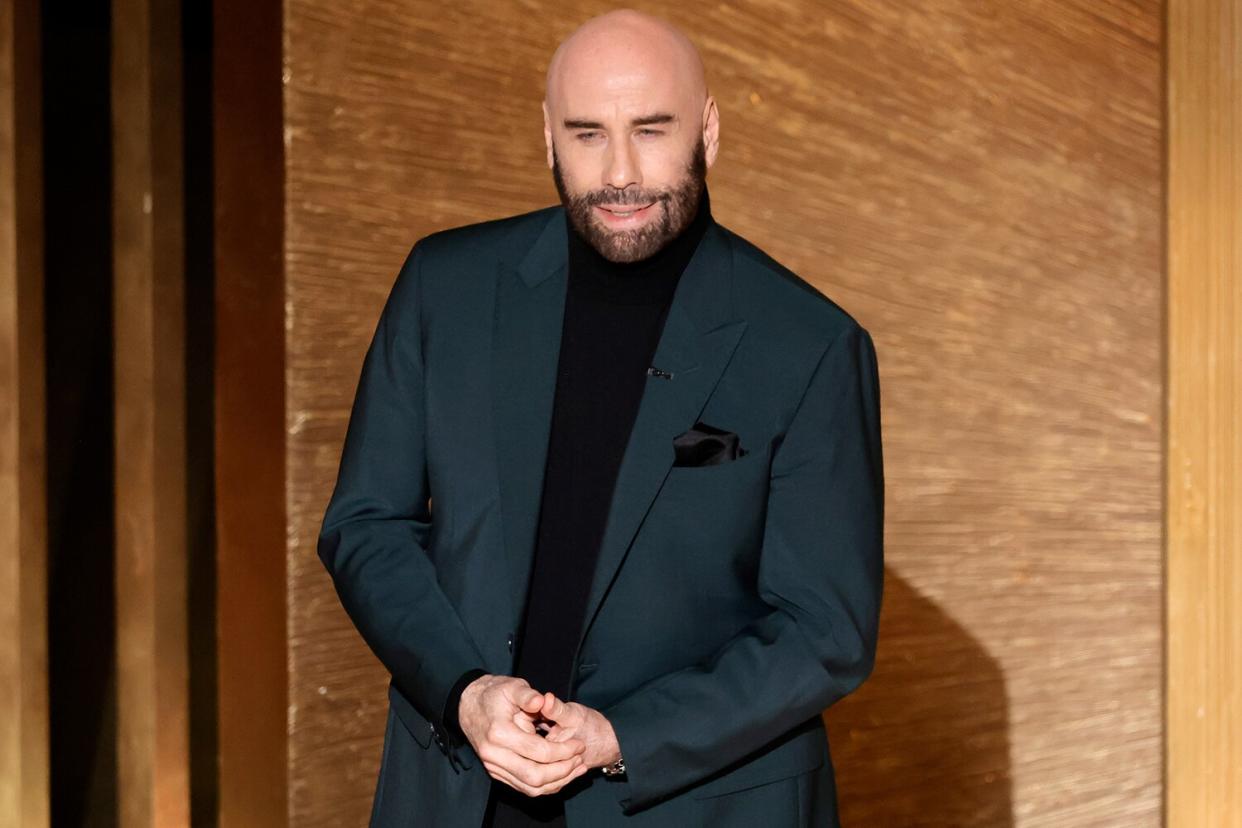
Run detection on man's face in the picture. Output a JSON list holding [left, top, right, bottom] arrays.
[[551, 132, 707, 263], [544, 41, 714, 264]]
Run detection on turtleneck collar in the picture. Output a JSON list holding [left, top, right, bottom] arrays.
[[565, 183, 712, 306]]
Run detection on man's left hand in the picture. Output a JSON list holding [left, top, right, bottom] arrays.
[[536, 694, 622, 769]]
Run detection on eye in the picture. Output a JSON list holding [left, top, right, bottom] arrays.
[[636, 129, 662, 137], [575, 131, 602, 142]]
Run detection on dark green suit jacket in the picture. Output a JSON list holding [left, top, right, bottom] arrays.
[[317, 203, 884, 827]]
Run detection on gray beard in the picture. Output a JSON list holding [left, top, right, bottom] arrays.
[[551, 135, 707, 263]]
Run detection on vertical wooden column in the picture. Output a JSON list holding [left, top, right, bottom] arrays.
[[0, 0, 48, 824], [213, 0, 288, 821], [112, 0, 190, 822], [1167, 0, 1242, 822]]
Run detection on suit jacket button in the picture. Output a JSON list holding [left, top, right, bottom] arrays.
[[507, 633, 514, 652]]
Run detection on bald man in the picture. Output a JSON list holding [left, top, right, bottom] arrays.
[[318, 9, 884, 828]]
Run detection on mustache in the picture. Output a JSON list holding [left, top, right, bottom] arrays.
[[580, 191, 666, 207]]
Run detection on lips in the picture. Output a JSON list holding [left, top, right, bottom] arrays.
[[595, 202, 657, 223], [599, 202, 654, 215]]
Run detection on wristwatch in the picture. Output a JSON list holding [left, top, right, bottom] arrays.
[[600, 756, 626, 777]]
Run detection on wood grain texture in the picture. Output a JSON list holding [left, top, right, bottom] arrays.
[[1167, 0, 1241, 822], [112, 0, 190, 822], [0, 0, 48, 823], [281, 1, 1163, 824]]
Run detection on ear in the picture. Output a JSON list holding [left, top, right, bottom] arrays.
[[542, 100, 555, 169], [702, 95, 720, 169]]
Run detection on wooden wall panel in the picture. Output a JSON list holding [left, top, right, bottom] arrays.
[[1167, 0, 1241, 822], [213, 0, 288, 822], [279, 2, 1163, 824], [112, 0, 190, 822], [0, 0, 48, 823]]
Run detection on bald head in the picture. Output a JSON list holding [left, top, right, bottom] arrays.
[[540, 9, 719, 262], [544, 9, 708, 113]]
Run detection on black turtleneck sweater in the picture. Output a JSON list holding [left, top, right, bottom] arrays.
[[448, 184, 712, 827]]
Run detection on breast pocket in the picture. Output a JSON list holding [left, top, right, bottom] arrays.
[[659, 443, 771, 512], [641, 444, 772, 565]]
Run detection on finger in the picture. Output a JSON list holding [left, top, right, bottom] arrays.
[[498, 725, 585, 764], [530, 758, 590, 795], [486, 745, 585, 790], [532, 761, 590, 795], [498, 677, 540, 710], [515, 686, 545, 714], [540, 692, 567, 721], [512, 709, 538, 734], [481, 745, 579, 792], [484, 758, 590, 798], [544, 723, 581, 744], [483, 761, 529, 794]]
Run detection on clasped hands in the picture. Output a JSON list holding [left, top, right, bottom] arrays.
[[457, 674, 622, 797]]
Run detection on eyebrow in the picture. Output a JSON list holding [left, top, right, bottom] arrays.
[[562, 113, 677, 130]]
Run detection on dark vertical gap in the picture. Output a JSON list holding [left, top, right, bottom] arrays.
[[42, 1, 117, 826], [183, 0, 218, 823]]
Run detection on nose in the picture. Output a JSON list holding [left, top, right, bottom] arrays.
[[604, 136, 640, 191]]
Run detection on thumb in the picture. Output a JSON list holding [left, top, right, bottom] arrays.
[[518, 689, 545, 714], [540, 692, 567, 721]]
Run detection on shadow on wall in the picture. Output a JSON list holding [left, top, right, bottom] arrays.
[[827, 570, 1012, 826]]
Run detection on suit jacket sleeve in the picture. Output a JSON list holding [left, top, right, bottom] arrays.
[[600, 322, 884, 814], [317, 240, 489, 746]]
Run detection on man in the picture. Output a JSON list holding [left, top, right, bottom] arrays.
[[317, 8, 884, 828]]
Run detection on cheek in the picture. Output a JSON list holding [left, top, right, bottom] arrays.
[[637, 144, 689, 180], [559, 153, 602, 188]]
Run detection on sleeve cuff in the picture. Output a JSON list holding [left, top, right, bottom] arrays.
[[442, 667, 488, 745]]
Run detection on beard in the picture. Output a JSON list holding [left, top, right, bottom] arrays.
[[551, 134, 707, 263]]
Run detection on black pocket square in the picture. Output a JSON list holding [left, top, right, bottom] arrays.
[[672, 421, 748, 467]]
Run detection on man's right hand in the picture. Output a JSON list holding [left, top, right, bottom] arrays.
[[458, 674, 589, 797]]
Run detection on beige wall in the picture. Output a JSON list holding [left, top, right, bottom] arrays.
[[272, 2, 1164, 825]]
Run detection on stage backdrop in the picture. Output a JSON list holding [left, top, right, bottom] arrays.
[[214, 1, 1163, 824]]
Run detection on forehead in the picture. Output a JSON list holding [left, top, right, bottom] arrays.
[[552, 42, 688, 121]]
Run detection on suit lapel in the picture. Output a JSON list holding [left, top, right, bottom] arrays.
[[490, 205, 748, 658], [492, 209, 569, 632], [573, 220, 746, 658]]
